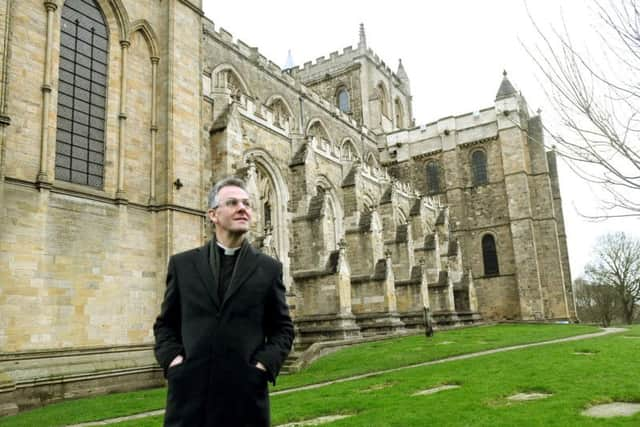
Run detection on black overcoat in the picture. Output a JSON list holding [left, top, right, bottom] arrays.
[[153, 240, 294, 426]]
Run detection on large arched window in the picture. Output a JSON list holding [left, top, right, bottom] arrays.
[[426, 160, 441, 194], [55, 0, 108, 188], [336, 87, 350, 113], [482, 234, 499, 276], [471, 149, 488, 186]]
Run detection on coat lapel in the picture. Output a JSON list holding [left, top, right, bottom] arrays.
[[193, 242, 221, 309], [222, 240, 260, 307]]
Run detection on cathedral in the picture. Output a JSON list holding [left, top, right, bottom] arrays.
[[0, 0, 576, 414]]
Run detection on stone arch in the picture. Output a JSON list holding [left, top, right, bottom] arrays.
[[481, 232, 499, 276], [340, 138, 360, 161], [243, 149, 290, 282], [211, 63, 252, 97], [362, 192, 376, 212], [470, 148, 488, 185], [335, 85, 350, 113], [376, 81, 389, 117], [307, 118, 335, 153], [316, 175, 344, 249], [96, 0, 130, 41], [394, 96, 404, 128], [306, 118, 332, 140], [123, 28, 154, 203], [129, 20, 159, 58], [265, 94, 294, 117], [365, 152, 378, 167], [265, 94, 295, 128]]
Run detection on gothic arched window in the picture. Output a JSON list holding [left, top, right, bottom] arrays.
[[482, 234, 499, 276], [394, 97, 404, 128], [426, 160, 441, 194], [337, 87, 350, 113], [341, 140, 359, 161], [471, 149, 488, 186], [377, 83, 388, 117], [268, 98, 291, 129], [55, 0, 109, 188]]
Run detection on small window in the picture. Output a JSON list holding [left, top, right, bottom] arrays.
[[341, 140, 358, 161], [377, 83, 388, 117], [471, 150, 488, 186], [482, 234, 499, 276], [337, 87, 350, 113], [394, 98, 404, 128], [426, 161, 441, 194]]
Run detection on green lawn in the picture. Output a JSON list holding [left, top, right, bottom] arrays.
[[267, 325, 640, 426], [0, 324, 605, 427], [273, 323, 599, 390]]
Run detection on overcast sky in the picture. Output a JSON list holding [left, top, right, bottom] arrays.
[[201, 0, 639, 278]]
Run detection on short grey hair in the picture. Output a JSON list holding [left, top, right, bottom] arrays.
[[208, 176, 248, 209]]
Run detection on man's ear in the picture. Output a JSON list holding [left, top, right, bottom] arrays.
[[207, 209, 217, 224]]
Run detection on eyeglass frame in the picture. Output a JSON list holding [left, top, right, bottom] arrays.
[[211, 197, 253, 210]]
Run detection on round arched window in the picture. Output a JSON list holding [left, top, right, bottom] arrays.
[[337, 87, 350, 113]]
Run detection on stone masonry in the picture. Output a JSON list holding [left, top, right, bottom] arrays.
[[0, 0, 573, 415]]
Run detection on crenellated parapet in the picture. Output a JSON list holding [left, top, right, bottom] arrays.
[[202, 18, 298, 87], [236, 94, 292, 136], [288, 44, 406, 96]]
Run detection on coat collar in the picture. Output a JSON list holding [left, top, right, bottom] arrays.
[[193, 238, 261, 310], [222, 239, 261, 306], [194, 242, 220, 308]]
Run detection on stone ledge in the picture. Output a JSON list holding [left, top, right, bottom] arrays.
[[290, 329, 419, 373], [0, 346, 163, 416]]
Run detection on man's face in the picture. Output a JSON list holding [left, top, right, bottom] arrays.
[[208, 185, 252, 236]]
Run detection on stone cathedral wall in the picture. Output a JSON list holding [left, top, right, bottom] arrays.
[[0, 0, 573, 415]]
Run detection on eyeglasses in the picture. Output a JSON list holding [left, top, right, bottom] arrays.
[[215, 198, 252, 209]]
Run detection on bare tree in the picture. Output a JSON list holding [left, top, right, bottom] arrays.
[[525, 0, 640, 218], [584, 232, 640, 324], [574, 277, 619, 326]]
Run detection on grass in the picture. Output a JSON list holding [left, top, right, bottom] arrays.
[[268, 325, 640, 426], [0, 389, 167, 427], [272, 323, 599, 390], [0, 323, 602, 427]]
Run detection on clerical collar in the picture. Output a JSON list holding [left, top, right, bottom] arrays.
[[216, 242, 241, 256]]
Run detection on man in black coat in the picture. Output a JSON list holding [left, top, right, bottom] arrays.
[[154, 177, 294, 426]]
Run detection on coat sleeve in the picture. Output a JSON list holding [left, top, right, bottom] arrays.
[[253, 262, 294, 385], [153, 257, 185, 376]]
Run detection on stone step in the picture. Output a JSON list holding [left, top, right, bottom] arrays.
[[280, 351, 303, 374]]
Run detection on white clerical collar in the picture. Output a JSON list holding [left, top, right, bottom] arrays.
[[217, 242, 241, 256]]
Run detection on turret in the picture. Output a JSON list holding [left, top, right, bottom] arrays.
[[495, 70, 517, 100], [397, 58, 411, 95], [358, 23, 367, 50]]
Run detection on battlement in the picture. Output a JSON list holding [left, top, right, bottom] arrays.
[[383, 105, 500, 158], [287, 45, 360, 76], [288, 44, 401, 88], [365, 48, 400, 84], [202, 18, 298, 87], [237, 94, 291, 136], [203, 18, 366, 135]]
